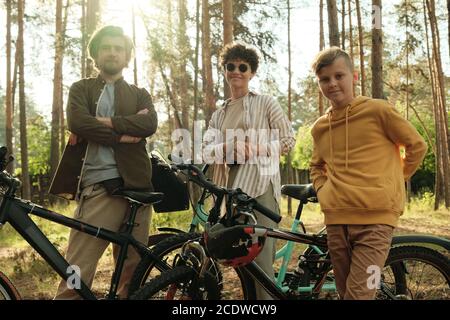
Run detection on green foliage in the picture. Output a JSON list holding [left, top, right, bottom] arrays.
[[292, 125, 313, 170], [150, 208, 193, 234], [408, 191, 435, 210], [28, 115, 51, 176], [13, 114, 51, 177]]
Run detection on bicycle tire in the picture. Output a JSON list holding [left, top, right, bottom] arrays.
[[130, 265, 221, 300], [128, 232, 203, 297], [378, 245, 450, 300], [232, 266, 257, 300], [0, 271, 21, 300]]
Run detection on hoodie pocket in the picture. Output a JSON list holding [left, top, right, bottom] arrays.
[[318, 177, 393, 211]]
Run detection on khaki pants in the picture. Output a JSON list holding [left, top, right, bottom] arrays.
[[326, 224, 393, 300], [54, 183, 151, 299], [252, 184, 279, 300]]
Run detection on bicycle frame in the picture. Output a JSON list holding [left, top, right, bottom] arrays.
[[180, 224, 331, 300], [243, 226, 331, 299], [0, 192, 168, 300], [274, 200, 337, 295]]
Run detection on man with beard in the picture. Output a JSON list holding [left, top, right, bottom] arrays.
[[50, 25, 158, 299]]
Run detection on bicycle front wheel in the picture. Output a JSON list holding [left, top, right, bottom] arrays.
[[130, 265, 221, 300], [0, 271, 20, 300], [378, 246, 450, 300], [128, 232, 202, 297]]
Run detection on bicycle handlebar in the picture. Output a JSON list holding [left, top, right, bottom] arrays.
[[253, 201, 282, 223], [0, 147, 20, 190], [0, 171, 21, 190], [170, 159, 281, 224]]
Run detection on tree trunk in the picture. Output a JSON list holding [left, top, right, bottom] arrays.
[[81, 0, 86, 78], [5, 0, 14, 174], [17, 0, 31, 199], [86, 0, 100, 77], [159, 62, 183, 129], [11, 43, 18, 116], [178, 0, 190, 130], [166, 1, 183, 130], [327, 0, 340, 46], [193, 0, 200, 138], [319, 0, 325, 116], [371, 0, 384, 98], [202, 0, 216, 126], [355, 0, 366, 96], [223, 0, 233, 44], [405, 3, 411, 202], [426, 0, 450, 208], [60, 0, 70, 155], [423, 0, 441, 209], [50, 0, 64, 191], [287, 0, 293, 215], [341, 0, 346, 50], [132, 4, 138, 85], [348, 0, 356, 96], [222, 0, 233, 99], [448, 0, 450, 58]]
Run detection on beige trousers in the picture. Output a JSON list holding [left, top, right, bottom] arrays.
[[54, 183, 151, 299], [252, 184, 279, 300], [326, 224, 394, 300]]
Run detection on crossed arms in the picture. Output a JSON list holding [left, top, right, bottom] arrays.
[[67, 81, 158, 146]]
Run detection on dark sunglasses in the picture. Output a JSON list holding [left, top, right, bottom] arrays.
[[225, 63, 249, 73]]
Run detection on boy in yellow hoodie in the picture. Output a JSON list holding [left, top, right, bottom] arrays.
[[310, 47, 427, 299]]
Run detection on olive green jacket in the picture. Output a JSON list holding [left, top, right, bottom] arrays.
[[49, 75, 158, 200]]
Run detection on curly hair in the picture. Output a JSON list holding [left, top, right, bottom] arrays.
[[219, 41, 260, 73], [88, 25, 134, 63]]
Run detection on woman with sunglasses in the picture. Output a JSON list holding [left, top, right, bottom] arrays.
[[204, 41, 296, 300]]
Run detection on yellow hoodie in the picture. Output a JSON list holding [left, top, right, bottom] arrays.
[[310, 96, 427, 227]]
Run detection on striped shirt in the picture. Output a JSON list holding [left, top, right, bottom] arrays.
[[204, 92, 296, 202]]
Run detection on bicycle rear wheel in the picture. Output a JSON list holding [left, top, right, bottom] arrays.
[[0, 271, 20, 300], [378, 246, 450, 300], [130, 265, 220, 300]]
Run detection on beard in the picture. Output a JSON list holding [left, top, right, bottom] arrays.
[[98, 60, 126, 75]]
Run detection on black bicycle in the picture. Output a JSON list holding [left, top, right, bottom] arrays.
[[130, 162, 450, 300], [0, 146, 190, 300]]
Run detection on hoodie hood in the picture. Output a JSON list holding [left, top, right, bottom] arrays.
[[325, 96, 371, 120]]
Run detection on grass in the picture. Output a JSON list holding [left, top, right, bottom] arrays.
[[0, 195, 448, 299]]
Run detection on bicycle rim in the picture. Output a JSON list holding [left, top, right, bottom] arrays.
[[378, 246, 450, 300], [0, 272, 20, 300]]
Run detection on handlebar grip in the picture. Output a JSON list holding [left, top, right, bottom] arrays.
[[0, 171, 20, 189], [253, 201, 282, 223]]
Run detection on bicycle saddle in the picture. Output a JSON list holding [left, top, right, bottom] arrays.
[[111, 189, 164, 205], [281, 184, 317, 203]]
